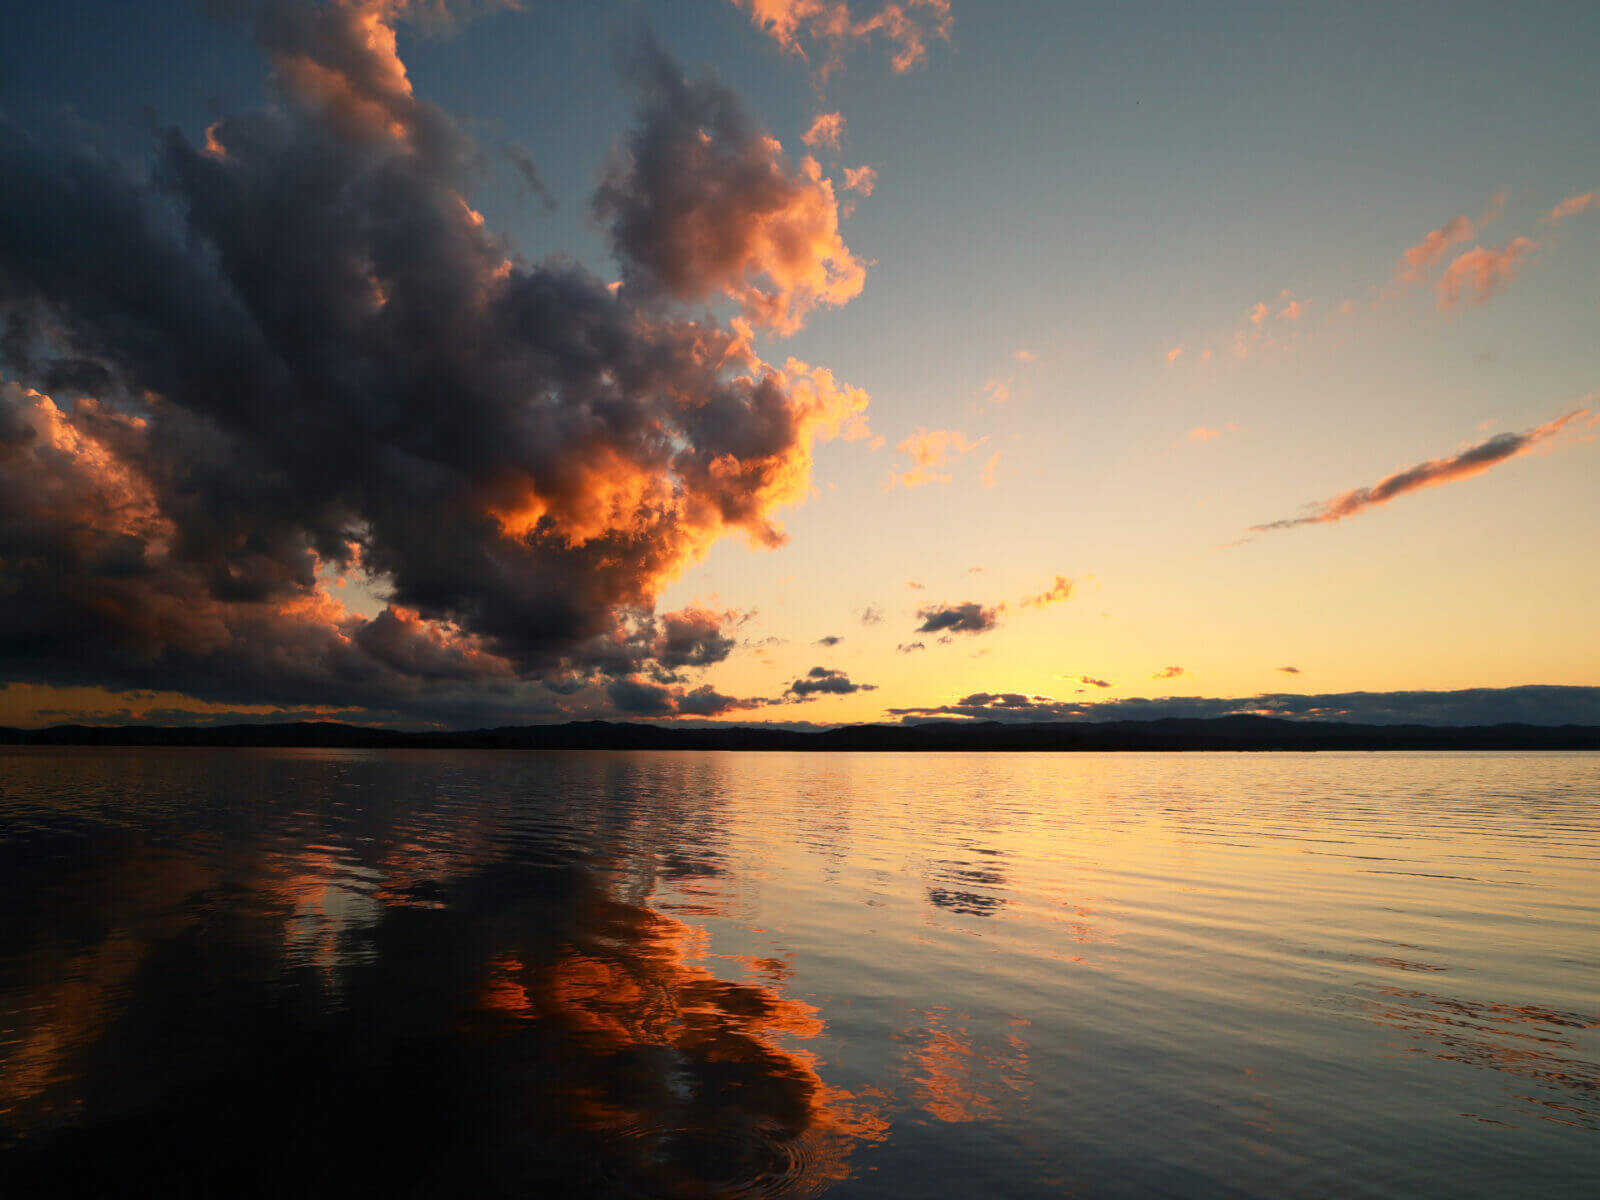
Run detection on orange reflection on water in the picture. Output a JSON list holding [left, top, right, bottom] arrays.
[[905, 1008, 1031, 1124]]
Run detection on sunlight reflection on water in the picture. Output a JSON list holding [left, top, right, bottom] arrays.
[[0, 749, 1595, 1197]]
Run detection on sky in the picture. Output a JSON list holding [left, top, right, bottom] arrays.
[[0, 0, 1597, 729]]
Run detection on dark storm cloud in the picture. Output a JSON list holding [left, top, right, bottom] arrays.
[[888, 686, 1600, 727], [785, 666, 875, 698], [0, 2, 868, 723], [1249, 410, 1588, 533], [914, 601, 1002, 635]]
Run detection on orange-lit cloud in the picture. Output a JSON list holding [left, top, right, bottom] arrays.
[[0, 16, 881, 725], [1250, 409, 1587, 532], [842, 164, 877, 195], [1397, 192, 1503, 282], [802, 110, 845, 149], [1248, 302, 1268, 325], [1153, 666, 1185, 679], [1435, 237, 1538, 309], [1277, 298, 1303, 320], [1189, 426, 1220, 442], [731, 0, 954, 76], [1020, 575, 1072, 608], [1165, 345, 1183, 364], [980, 450, 1000, 488], [1542, 189, 1595, 224], [883, 428, 983, 489], [596, 46, 866, 335]]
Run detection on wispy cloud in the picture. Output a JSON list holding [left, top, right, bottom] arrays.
[[883, 428, 983, 489], [1397, 192, 1504, 282], [1250, 409, 1587, 533], [731, 0, 953, 77], [980, 450, 1000, 488], [1020, 575, 1072, 608], [1435, 237, 1538, 309], [842, 164, 877, 195], [1542, 190, 1595, 225], [1152, 666, 1186, 679], [1277, 666, 1301, 675]]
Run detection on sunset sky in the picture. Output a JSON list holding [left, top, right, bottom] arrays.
[[1, 0, 1596, 728]]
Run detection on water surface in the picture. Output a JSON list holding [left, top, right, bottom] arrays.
[[1, 749, 1595, 1197]]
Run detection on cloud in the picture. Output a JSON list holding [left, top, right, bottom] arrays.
[[816, 634, 842, 645], [1398, 193, 1503, 282], [1249, 409, 1587, 533], [1152, 666, 1185, 679], [1435, 238, 1538, 309], [890, 686, 1600, 727], [883, 428, 983, 489], [1062, 675, 1111, 689], [786, 665, 875, 697], [730, 0, 953, 76], [503, 142, 557, 211], [1277, 666, 1301, 674], [0, 4, 873, 725], [1542, 190, 1595, 225], [1013, 349, 1035, 362], [607, 675, 763, 717], [1189, 426, 1220, 442], [1248, 302, 1268, 325], [1020, 575, 1072, 608], [896, 641, 925, 653], [1277, 299, 1302, 320], [802, 111, 844, 149], [859, 605, 883, 624], [1165, 345, 1182, 364], [980, 450, 1000, 488], [593, 37, 866, 335], [915, 602, 1003, 635], [841, 164, 877, 195]]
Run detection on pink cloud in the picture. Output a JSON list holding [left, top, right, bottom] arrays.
[[842, 164, 877, 195], [732, 0, 953, 76], [1248, 302, 1268, 325], [1542, 190, 1595, 224], [1277, 299, 1303, 320], [1435, 237, 1538, 310], [1165, 345, 1183, 364], [802, 111, 845, 149], [1397, 192, 1504, 282]]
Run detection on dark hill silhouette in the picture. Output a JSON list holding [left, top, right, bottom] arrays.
[[2, 716, 1598, 751]]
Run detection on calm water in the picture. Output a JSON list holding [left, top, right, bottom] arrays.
[[0, 750, 1595, 1198]]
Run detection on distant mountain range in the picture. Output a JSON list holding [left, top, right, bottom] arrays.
[[3, 715, 1598, 751]]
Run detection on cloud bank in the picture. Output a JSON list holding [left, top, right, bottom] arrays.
[[888, 686, 1600, 727]]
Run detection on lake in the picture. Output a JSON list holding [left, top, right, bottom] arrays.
[[0, 749, 1595, 1197]]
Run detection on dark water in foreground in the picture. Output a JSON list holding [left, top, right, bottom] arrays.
[[0, 750, 1595, 1198]]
